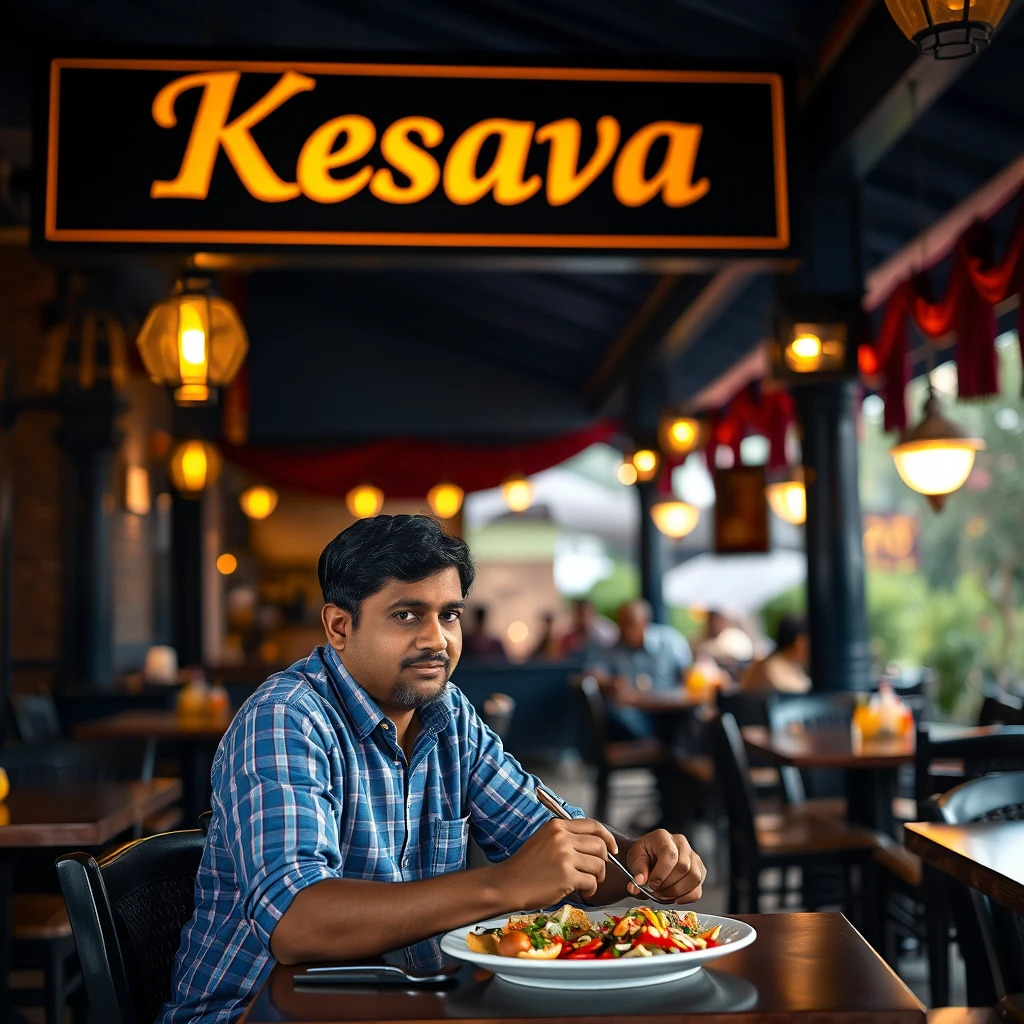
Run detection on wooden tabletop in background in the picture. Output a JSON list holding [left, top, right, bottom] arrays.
[[75, 710, 231, 742], [0, 778, 183, 848], [241, 913, 924, 1024], [904, 819, 1024, 916]]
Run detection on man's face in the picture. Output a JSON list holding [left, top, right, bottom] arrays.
[[617, 602, 648, 649], [325, 567, 464, 713]]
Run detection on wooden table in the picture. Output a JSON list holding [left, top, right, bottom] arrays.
[[741, 723, 992, 833], [242, 912, 924, 1024], [75, 710, 231, 821], [0, 778, 182, 1024], [904, 819, 1024, 916], [620, 688, 708, 713]]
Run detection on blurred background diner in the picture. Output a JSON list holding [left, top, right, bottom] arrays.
[[2, 1, 1024, 1022]]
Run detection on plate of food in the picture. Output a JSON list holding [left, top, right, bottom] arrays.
[[439, 903, 756, 990]]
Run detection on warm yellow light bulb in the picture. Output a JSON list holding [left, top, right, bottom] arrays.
[[216, 553, 238, 575], [427, 482, 464, 520], [180, 442, 208, 492], [670, 420, 697, 447], [502, 475, 534, 513], [239, 485, 279, 520], [617, 461, 639, 486], [346, 484, 384, 519], [892, 441, 978, 496]]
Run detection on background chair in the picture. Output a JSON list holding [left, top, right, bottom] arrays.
[[57, 825, 207, 1024], [11, 693, 63, 743], [481, 693, 516, 741], [709, 711, 878, 921]]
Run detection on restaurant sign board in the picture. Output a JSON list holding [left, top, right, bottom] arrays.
[[37, 56, 789, 256]]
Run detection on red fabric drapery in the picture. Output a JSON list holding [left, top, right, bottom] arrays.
[[704, 385, 795, 470], [222, 421, 618, 501], [870, 190, 1024, 431]]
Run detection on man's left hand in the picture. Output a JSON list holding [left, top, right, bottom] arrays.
[[625, 830, 705, 904]]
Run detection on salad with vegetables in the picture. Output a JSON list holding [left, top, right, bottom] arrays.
[[466, 905, 724, 961]]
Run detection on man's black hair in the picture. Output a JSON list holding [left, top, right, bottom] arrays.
[[775, 613, 808, 653], [318, 514, 476, 628]]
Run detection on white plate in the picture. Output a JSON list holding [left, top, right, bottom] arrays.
[[439, 903, 756, 990]]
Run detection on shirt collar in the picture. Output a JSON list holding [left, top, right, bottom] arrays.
[[320, 645, 453, 740]]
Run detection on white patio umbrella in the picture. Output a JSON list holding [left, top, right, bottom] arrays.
[[663, 550, 806, 612]]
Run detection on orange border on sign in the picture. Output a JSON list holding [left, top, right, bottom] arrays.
[[45, 58, 790, 250]]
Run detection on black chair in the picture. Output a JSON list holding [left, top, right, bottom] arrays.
[[935, 771, 1024, 1003], [57, 826, 207, 1024], [977, 691, 1024, 727], [575, 675, 670, 821], [11, 693, 63, 742], [709, 711, 878, 917]]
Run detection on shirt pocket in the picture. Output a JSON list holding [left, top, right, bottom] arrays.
[[431, 815, 471, 876]]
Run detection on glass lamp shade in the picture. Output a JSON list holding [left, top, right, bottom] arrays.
[[239, 485, 279, 520], [427, 482, 465, 519], [631, 448, 661, 482], [884, 0, 1009, 56], [650, 500, 700, 539], [169, 440, 222, 496], [136, 276, 249, 405], [890, 388, 984, 505], [501, 474, 534, 513], [346, 484, 384, 519], [766, 475, 807, 526]]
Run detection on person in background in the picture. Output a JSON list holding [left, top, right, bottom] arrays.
[[585, 599, 692, 741], [739, 613, 811, 695], [693, 608, 727, 656], [461, 605, 506, 659], [527, 611, 561, 660], [560, 598, 618, 657]]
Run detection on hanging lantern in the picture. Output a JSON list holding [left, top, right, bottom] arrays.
[[427, 482, 465, 520], [501, 474, 534, 513], [239, 485, 279, 520], [650, 499, 700, 539], [766, 467, 807, 526], [770, 296, 861, 384], [346, 484, 384, 519], [632, 448, 661, 482], [658, 412, 706, 457], [890, 385, 984, 510], [884, 0, 1009, 58], [169, 440, 222, 497], [136, 275, 249, 406]]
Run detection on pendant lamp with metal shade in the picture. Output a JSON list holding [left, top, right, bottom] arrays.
[[884, 0, 1010, 58], [891, 384, 984, 510]]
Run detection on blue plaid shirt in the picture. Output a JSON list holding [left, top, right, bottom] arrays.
[[157, 645, 580, 1024]]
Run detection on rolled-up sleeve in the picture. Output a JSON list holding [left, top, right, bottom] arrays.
[[214, 699, 342, 949], [464, 706, 584, 862]]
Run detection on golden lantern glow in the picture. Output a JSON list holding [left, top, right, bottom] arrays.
[[216, 553, 238, 575], [239, 485, 279, 520], [884, 0, 1009, 57], [136, 276, 249, 406], [650, 500, 700, 539], [766, 469, 807, 526], [632, 448, 661, 482], [501, 474, 534, 513], [124, 465, 151, 516], [427, 482, 465, 520], [891, 387, 984, 510], [658, 413, 706, 457], [617, 459, 639, 486], [781, 321, 849, 376], [169, 440, 222, 496], [346, 484, 384, 519]]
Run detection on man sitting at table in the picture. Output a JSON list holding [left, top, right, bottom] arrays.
[[158, 515, 706, 1024], [584, 598, 693, 741]]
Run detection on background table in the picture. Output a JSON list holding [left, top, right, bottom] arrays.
[[0, 778, 182, 1024], [75, 710, 230, 821], [905, 819, 1024, 915], [242, 912, 924, 1024]]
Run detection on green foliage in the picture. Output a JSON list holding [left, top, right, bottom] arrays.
[[669, 605, 705, 645], [586, 561, 639, 621], [865, 571, 929, 670]]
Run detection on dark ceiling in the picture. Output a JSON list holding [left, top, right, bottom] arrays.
[[4, 0, 1022, 442]]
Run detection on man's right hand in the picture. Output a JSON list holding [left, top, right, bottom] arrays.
[[493, 818, 617, 907]]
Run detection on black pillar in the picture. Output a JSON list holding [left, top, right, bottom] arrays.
[[55, 413, 120, 689], [172, 494, 204, 667], [797, 381, 871, 691], [637, 481, 667, 624]]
